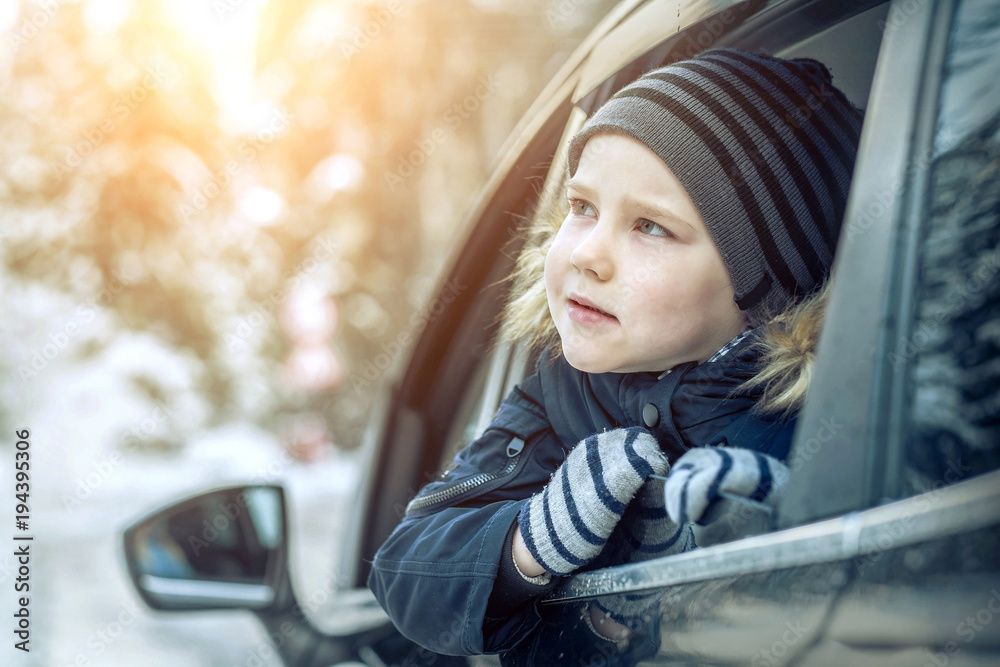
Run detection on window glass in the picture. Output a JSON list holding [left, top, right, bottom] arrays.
[[439, 350, 492, 470], [901, 0, 1000, 496]]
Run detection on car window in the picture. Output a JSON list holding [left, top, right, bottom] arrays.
[[432, 108, 589, 474], [898, 0, 1000, 497], [549, 5, 889, 537]]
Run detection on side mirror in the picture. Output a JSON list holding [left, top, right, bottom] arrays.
[[123, 485, 291, 612], [123, 485, 398, 667]]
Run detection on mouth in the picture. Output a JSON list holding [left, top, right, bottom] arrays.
[[567, 293, 617, 322]]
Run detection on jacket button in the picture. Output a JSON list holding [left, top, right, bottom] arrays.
[[642, 403, 660, 428]]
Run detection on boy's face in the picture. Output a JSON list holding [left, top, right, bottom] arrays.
[[545, 132, 748, 374]]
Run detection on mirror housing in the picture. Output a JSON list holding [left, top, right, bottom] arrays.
[[123, 485, 292, 612], [122, 485, 399, 667]]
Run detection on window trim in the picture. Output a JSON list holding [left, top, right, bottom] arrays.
[[547, 467, 1000, 603]]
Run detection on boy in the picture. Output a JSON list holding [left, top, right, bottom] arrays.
[[369, 48, 863, 665]]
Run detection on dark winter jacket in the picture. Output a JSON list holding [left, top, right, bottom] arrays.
[[367, 333, 795, 658]]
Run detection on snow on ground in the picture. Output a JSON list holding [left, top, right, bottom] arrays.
[[1, 277, 362, 666]]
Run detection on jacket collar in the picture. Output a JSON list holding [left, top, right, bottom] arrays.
[[538, 329, 765, 461]]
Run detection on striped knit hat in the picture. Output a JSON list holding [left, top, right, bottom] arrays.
[[566, 48, 864, 326]]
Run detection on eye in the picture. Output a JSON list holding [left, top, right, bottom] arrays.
[[567, 197, 597, 217], [636, 218, 673, 238]]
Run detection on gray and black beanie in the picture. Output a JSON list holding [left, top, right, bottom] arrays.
[[566, 48, 864, 326]]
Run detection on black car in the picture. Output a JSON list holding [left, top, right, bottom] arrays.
[[122, 0, 1000, 664]]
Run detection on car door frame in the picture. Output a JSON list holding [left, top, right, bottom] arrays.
[[343, 0, 968, 647], [546, 0, 1000, 621], [776, 0, 951, 526]]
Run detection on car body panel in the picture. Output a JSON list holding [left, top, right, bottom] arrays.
[[549, 471, 1000, 664]]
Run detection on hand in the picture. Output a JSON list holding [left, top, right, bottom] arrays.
[[518, 427, 669, 576], [615, 478, 693, 561], [512, 524, 547, 577], [588, 480, 694, 635], [664, 445, 790, 526]]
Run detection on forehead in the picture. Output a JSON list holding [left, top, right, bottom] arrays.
[[571, 132, 681, 190], [568, 132, 702, 226]]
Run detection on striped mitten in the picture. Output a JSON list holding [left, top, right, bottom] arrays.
[[589, 481, 694, 634], [664, 445, 790, 525], [518, 427, 669, 577], [616, 479, 693, 561]]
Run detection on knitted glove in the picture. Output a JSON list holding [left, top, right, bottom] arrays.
[[518, 427, 669, 576], [617, 479, 694, 561], [590, 480, 695, 634], [665, 445, 790, 526]]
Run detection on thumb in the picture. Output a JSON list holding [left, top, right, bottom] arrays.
[[622, 428, 670, 478], [663, 452, 716, 524]]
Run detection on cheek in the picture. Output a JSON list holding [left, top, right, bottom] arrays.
[[544, 232, 571, 284], [632, 253, 732, 323], [692, 262, 742, 327], [543, 244, 562, 303]]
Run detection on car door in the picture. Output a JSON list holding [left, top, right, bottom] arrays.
[[543, 0, 1000, 664]]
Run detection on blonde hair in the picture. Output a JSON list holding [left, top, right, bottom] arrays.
[[498, 173, 830, 417], [499, 192, 562, 351], [741, 282, 829, 416]]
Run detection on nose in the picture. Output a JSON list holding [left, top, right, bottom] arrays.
[[569, 220, 615, 281]]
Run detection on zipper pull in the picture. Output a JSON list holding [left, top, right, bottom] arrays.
[[506, 437, 525, 457]]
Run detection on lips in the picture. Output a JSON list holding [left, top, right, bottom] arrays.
[[567, 293, 617, 321]]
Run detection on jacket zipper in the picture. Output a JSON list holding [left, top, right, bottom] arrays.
[[404, 437, 525, 516]]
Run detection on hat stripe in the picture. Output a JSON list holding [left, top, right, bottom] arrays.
[[771, 57, 864, 164], [682, 60, 838, 253], [617, 88, 800, 296], [718, 51, 858, 176], [646, 69, 826, 285], [700, 53, 849, 242], [565, 48, 865, 325]]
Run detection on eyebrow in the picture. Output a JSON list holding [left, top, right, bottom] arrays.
[[565, 179, 694, 231]]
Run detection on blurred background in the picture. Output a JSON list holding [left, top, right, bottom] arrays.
[[0, 0, 618, 664]]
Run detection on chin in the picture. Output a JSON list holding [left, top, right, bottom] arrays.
[[560, 345, 615, 374]]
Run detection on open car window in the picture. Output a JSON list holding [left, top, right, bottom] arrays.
[[418, 0, 899, 569], [497, 1, 889, 545]]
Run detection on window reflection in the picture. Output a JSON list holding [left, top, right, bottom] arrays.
[[903, 0, 1000, 496], [131, 487, 282, 583]]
